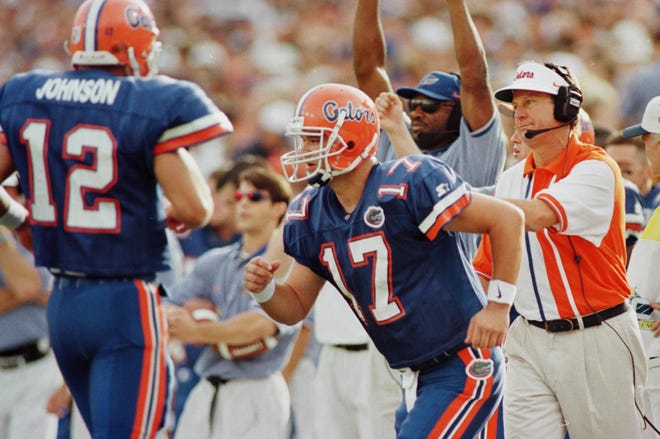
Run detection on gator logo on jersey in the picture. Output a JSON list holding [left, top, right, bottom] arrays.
[[364, 206, 385, 228], [465, 358, 494, 380]]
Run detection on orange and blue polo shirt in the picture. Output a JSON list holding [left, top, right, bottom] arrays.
[[473, 133, 630, 321]]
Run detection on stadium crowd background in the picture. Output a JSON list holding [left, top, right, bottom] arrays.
[[1, 0, 659, 175]]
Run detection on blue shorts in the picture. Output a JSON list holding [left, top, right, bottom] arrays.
[[395, 346, 504, 439], [47, 277, 172, 439]]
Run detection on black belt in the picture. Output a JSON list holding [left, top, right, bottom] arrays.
[[332, 343, 369, 352], [49, 269, 155, 282], [526, 302, 629, 333], [206, 375, 231, 387], [206, 375, 231, 431], [0, 339, 50, 369], [412, 343, 469, 374]]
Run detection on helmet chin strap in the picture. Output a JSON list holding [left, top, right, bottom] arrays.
[[307, 129, 380, 188], [127, 47, 141, 77], [306, 112, 347, 187], [307, 169, 333, 188]]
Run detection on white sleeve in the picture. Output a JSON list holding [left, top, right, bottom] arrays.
[[535, 159, 615, 246]]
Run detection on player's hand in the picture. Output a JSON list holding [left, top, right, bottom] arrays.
[[465, 302, 510, 349], [244, 256, 280, 294], [163, 199, 190, 235]]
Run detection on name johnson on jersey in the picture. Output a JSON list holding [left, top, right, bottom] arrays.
[[35, 77, 120, 105]]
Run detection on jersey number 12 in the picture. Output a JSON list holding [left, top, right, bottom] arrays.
[[22, 121, 119, 232]]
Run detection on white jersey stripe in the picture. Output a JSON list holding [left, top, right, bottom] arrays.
[[157, 112, 230, 143], [540, 229, 581, 319], [85, 0, 106, 52], [419, 184, 469, 235]]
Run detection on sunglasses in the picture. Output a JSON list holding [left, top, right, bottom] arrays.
[[234, 190, 270, 202], [407, 99, 456, 114]]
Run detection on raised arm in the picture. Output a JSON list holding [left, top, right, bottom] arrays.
[[447, 0, 496, 131], [353, 0, 393, 100]]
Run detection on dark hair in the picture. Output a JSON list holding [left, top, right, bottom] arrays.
[[214, 155, 270, 191], [238, 167, 293, 223]]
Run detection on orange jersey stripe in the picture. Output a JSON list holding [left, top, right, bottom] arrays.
[[429, 349, 494, 438], [473, 136, 630, 320], [149, 290, 168, 435], [482, 405, 501, 439], [425, 193, 471, 241], [154, 124, 231, 155], [131, 281, 168, 439]]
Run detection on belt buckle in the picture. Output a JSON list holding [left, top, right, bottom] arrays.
[[546, 318, 575, 332], [0, 355, 24, 369]]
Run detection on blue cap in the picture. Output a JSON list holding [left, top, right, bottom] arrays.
[[396, 71, 461, 102]]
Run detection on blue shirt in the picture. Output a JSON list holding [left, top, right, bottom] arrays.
[[0, 69, 232, 277], [284, 155, 485, 369], [376, 113, 506, 188], [376, 113, 506, 259], [169, 242, 300, 379]]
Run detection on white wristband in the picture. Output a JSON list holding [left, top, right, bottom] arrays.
[[250, 280, 276, 304], [487, 280, 517, 305], [0, 199, 28, 230]]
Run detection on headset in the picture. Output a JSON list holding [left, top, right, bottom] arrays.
[[446, 102, 462, 133], [544, 63, 583, 123], [446, 72, 462, 132]]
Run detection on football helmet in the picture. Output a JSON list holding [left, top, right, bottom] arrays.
[[281, 83, 380, 186], [66, 0, 161, 77]]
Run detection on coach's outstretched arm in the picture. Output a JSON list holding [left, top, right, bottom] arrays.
[[244, 257, 325, 326]]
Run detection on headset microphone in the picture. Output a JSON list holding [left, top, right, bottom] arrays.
[[524, 122, 571, 139]]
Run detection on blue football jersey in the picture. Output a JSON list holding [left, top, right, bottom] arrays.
[[283, 154, 486, 368], [0, 69, 232, 276], [623, 178, 645, 247]]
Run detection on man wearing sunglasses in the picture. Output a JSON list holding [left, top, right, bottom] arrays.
[[353, 0, 506, 190], [164, 167, 300, 439]]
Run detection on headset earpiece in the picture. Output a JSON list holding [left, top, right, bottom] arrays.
[[446, 71, 462, 132], [544, 63, 583, 123], [447, 102, 462, 132]]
